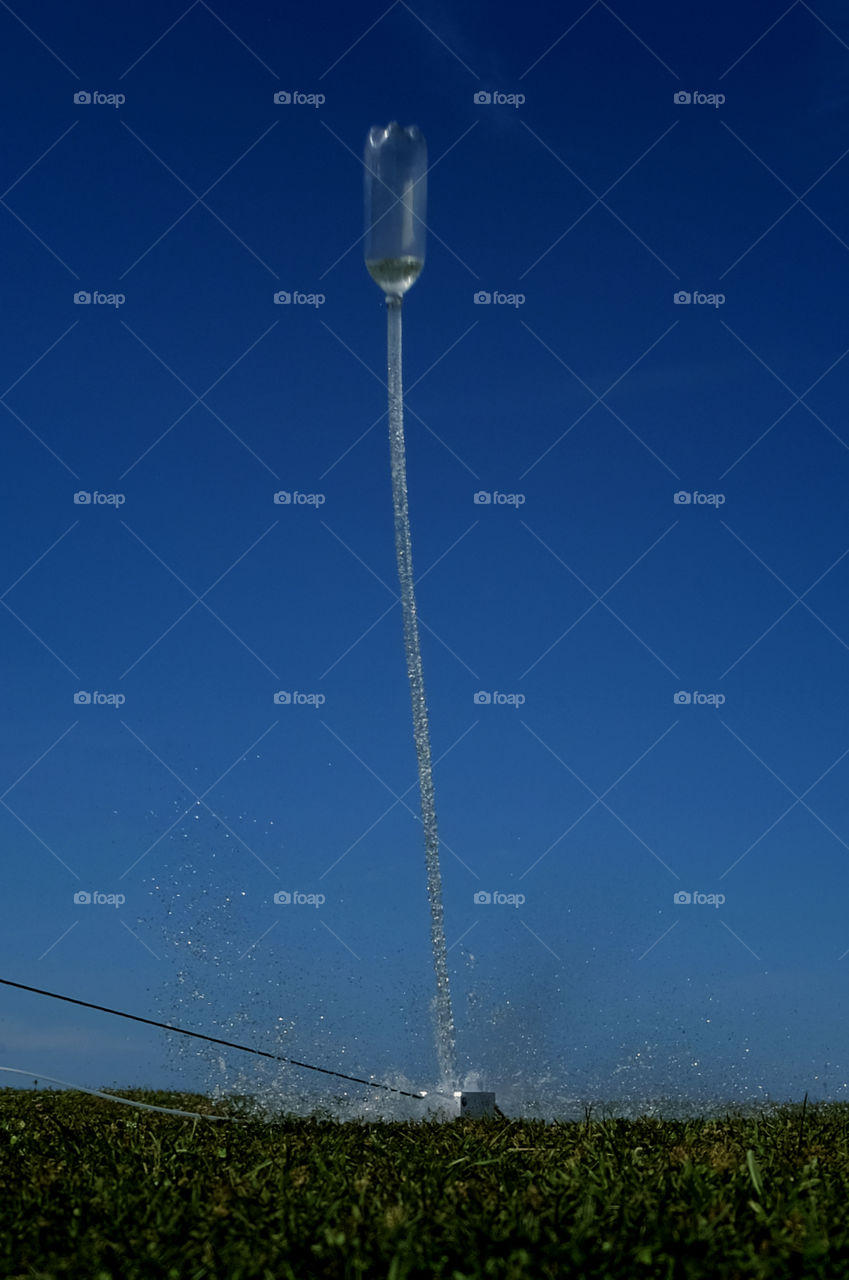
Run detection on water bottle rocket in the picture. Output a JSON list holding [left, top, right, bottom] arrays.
[[364, 123, 458, 1093]]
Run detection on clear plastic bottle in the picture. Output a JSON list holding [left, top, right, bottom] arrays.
[[364, 122, 427, 297]]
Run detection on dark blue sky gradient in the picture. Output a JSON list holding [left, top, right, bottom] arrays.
[[2, 0, 849, 1118]]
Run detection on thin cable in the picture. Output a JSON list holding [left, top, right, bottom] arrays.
[[0, 977, 428, 1100], [0, 1068, 239, 1120]]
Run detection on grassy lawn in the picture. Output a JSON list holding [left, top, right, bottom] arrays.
[[1, 1088, 846, 1278]]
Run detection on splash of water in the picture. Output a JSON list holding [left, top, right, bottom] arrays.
[[386, 294, 457, 1088]]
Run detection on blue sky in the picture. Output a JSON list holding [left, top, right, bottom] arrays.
[[2, 0, 849, 1119]]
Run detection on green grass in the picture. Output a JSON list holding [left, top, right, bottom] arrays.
[[2, 1088, 848, 1278]]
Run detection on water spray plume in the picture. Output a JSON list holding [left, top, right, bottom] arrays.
[[364, 123, 457, 1088]]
